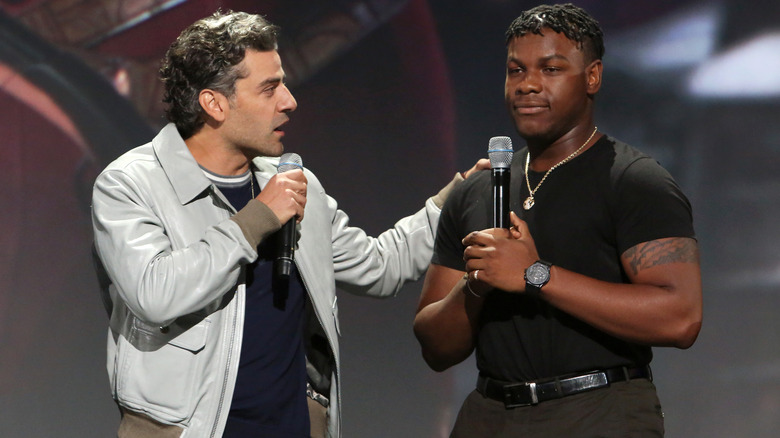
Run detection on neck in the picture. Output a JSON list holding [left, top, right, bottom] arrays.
[[526, 125, 599, 172], [185, 128, 251, 176]]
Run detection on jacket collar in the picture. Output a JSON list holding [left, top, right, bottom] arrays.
[[251, 155, 281, 185], [153, 124, 213, 205], [152, 123, 290, 203]]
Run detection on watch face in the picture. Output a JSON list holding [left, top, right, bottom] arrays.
[[527, 263, 549, 284]]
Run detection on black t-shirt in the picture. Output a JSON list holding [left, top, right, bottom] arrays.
[[433, 135, 695, 382]]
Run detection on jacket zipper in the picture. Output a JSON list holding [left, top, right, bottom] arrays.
[[209, 289, 239, 437], [210, 199, 241, 438]]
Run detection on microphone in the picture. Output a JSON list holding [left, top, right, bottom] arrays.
[[488, 137, 513, 228], [275, 153, 304, 279]]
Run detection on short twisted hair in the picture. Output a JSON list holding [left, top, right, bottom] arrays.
[[506, 3, 604, 62], [160, 11, 279, 138]]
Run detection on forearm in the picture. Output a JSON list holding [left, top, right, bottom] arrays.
[[331, 171, 471, 298], [542, 264, 702, 348], [92, 173, 261, 325], [96, 219, 258, 324], [414, 276, 482, 371], [463, 221, 702, 349], [230, 198, 282, 247], [333, 195, 442, 297]]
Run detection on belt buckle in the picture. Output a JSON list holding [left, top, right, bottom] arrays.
[[503, 381, 538, 408]]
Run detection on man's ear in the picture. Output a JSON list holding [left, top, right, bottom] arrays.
[[199, 89, 229, 123], [586, 59, 603, 95]]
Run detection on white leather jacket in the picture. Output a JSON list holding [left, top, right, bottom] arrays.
[[92, 124, 448, 437]]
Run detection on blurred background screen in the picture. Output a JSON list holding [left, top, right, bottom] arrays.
[[1, 0, 778, 436]]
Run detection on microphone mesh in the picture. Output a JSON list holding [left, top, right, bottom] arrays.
[[488, 136, 513, 169], [278, 153, 303, 173]]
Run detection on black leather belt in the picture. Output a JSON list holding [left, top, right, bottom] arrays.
[[477, 365, 652, 408]]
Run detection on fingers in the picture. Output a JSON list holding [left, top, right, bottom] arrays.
[[257, 170, 308, 223], [509, 211, 525, 239], [462, 227, 510, 265], [463, 244, 481, 264], [462, 231, 482, 247], [462, 214, 530, 254], [462, 158, 492, 179], [288, 170, 308, 221], [288, 188, 307, 222], [464, 258, 483, 274], [475, 158, 491, 171], [462, 228, 508, 247], [463, 235, 496, 273]]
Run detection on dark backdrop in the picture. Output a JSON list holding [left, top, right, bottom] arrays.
[[1, 0, 779, 436]]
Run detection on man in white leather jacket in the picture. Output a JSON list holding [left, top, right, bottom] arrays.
[[91, 10, 485, 438]]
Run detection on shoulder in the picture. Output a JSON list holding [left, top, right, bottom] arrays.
[[95, 125, 179, 192], [100, 124, 182, 176], [95, 145, 159, 195], [451, 167, 491, 200], [598, 136, 675, 186], [102, 143, 156, 172], [437, 168, 490, 222], [603, 137, 693, 218], [589, 136, 652, 169], [438, 166, 491, 232]]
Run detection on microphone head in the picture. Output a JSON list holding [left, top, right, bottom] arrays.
[[487, 137, 513, 169], [277, 153, 303, 174]]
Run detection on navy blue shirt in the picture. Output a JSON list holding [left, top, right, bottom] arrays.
[[209, 170, 309, 437]]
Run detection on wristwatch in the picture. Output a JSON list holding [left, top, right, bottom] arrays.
[[524, 260, 552, 296]]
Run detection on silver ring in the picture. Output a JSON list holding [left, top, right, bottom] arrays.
[[474, 269, 479, 282]]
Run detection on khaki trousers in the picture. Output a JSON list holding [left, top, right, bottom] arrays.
[[118, 408, 182, 438], [118, 401, 327, 437]]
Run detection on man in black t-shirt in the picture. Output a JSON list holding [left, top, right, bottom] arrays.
[[413, 4, 702, 437]]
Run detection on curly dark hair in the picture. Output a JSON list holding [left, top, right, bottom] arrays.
[[160, 10, 280, 139], [505, 3, 604, 63]]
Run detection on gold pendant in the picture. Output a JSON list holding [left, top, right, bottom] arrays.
[[523, 196, 535, 210]]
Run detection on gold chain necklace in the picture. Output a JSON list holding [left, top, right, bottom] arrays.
[[523, 126, 598, 210]]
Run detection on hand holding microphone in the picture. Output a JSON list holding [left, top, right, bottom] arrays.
[[253, 153, 306, 279], [274, 153, 305, 279], [463, 136, 512, 293], [255, 153, 307, 224]]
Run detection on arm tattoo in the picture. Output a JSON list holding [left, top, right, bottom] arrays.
[[623, 238, 699, 275]]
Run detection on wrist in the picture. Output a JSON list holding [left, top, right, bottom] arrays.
[[462, 273, 486, 298], [231, 199, 282, 248], [432, 172, 464, 208], [524, 260, 552, 296]]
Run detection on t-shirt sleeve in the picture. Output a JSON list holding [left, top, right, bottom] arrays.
[[614, 157, 695, 254], [431, 181, 469, 271]]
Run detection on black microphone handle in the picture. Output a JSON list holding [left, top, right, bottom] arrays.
[[275, 219, 296, 279], [492, 168, 510, 228], [274, 152, 303, 280]]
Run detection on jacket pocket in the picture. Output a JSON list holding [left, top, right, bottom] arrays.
[[115, 318, 211, 422]]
